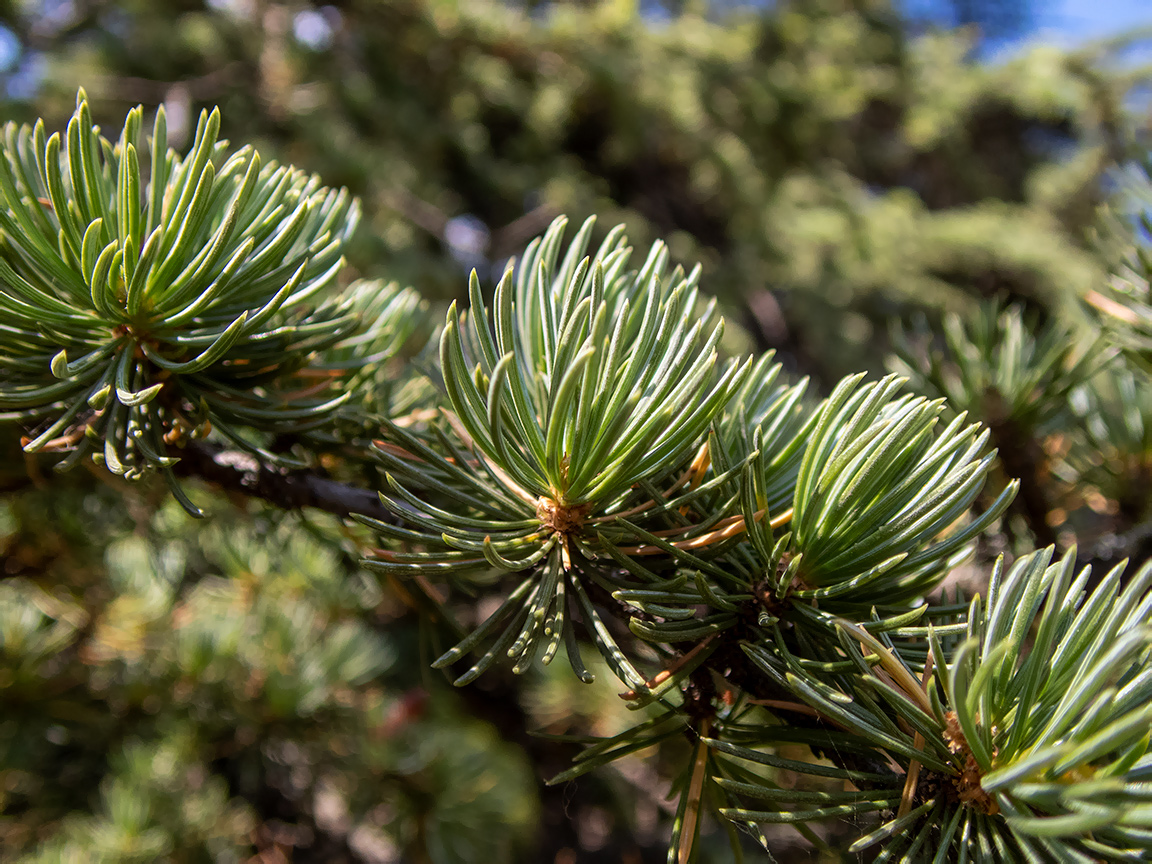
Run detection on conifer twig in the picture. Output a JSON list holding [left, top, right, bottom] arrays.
[[174, 441, 394, 522]]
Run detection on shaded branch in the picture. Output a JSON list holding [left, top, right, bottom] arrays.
[[173, 441, 393, 523]]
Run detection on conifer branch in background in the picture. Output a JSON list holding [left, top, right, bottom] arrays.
[[3, 80, 1152, 863]]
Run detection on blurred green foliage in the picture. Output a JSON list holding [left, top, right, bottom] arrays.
[[4, 0, 1147, 380], [0, 488, 542, 862]]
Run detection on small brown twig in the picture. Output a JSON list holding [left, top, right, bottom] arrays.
[[617, 508, 794, 556], [173, 441, 394, 523], [618, 635, 718, 701], [897, 650, 935, 819]]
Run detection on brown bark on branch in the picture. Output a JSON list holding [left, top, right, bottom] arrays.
[[173, 441, 393, 523]]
